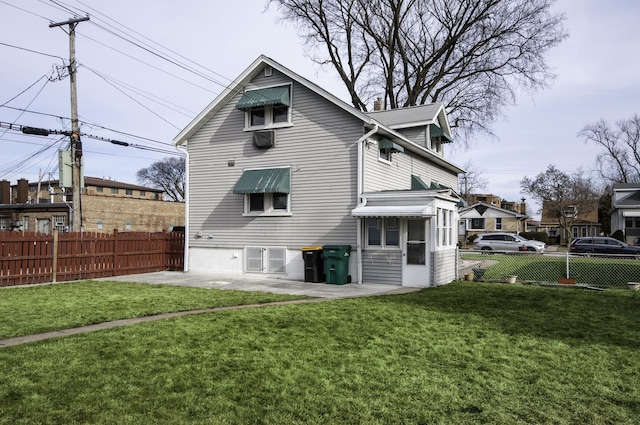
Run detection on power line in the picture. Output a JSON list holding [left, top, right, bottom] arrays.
[[81, 65, 181, 130], [0, 41, 65, 60], [79, 64, 196, 117], [1, 105, 175, 147], [1, 121, 183, 156], [56, 0, 233, 85], [76, 32, 219, 95], [0, 0, 51, 21]]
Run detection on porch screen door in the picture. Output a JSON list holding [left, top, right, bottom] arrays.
[[406, 219, 425, 265], [403, 219, 429, 286]]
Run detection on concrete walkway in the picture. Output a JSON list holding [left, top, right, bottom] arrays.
[[1, 271, 420, 348]]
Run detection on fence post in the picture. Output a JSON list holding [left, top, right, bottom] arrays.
[[52, 229, 59, 283], [113, 229, 119, 275], [565, 251, 570, 279]]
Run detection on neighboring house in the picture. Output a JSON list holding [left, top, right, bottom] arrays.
[[462, 193, 527, 214], [0, 177, 184, 233], [611, 183, 640, 243], [540, 200, 601, 244], [458, 202, 527, 242], [173, 55, 464, 287]]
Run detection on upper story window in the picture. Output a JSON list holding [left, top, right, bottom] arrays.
[[236, 85, 292, 130], [125, 189, 133, 195], [111, 188, 118, 194], [377, 138, 404, 163], [429, 124, 453, 155]]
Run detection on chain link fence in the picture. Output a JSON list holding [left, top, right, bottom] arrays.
[[458, 250, 640, 289]]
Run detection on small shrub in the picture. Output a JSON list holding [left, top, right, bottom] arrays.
[[611, 229, 624, 242], [521, 231, 548, 243], [467, 234, 479, 244]]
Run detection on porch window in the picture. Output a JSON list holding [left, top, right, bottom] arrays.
[[437, 208, 454, 247], [366, 218, 400, 248]]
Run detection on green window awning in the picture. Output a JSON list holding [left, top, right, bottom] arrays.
[[430, 124, 453, 143], [235, 86, 291, 110], [378, 138, 405, 153], [233, 168, 291, 194], [411, 175, 430, 190]]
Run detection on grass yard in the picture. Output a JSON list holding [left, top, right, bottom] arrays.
[[0, 281, 308, 339], [462, 252, 640, 287], [1, 282, 639, 424]]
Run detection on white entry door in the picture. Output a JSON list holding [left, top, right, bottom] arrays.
[[402, 219, 430, 287]]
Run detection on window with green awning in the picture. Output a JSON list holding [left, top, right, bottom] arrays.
[[236, 86, 291, 110], [233, 168, 291, 194]]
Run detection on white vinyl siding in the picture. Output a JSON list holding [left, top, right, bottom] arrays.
[[187, 69, 361, 249], [363, 139, 458, 192], [362, 249, 402, 284]]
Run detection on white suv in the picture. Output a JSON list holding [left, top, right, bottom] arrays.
[[472, 233, 546, 253]]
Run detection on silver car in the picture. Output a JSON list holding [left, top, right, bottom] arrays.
[[472, 233, 546, 253]]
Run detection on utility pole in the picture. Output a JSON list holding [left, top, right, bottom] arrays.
[[50, 16, 89, 232]]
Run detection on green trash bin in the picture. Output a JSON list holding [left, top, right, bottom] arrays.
[[322, 245, 351, 285]]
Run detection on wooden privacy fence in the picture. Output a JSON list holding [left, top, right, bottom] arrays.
[[0, 230, 184, 287]]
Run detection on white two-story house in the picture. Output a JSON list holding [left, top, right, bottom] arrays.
[[173, 55, 464, 287]]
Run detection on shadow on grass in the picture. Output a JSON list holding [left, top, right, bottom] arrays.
[[379, 282, 640, 350]]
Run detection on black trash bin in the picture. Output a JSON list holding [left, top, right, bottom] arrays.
[[322, 245, 351, 285], [301, 246, 324, 282]]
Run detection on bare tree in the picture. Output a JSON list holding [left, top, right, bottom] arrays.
[[137, 157, 185, 202], [578, 114, 640, 184], [459, 160, 488, 197], [269, 0, 567, 141], [520, 165, 600, 245]]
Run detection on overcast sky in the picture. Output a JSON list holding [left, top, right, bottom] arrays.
[[2, 0, 639, 219]]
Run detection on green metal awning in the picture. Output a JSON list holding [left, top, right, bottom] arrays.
[[429, 124, 453, 143], [378, 138, 405, 153], [411, 175, 430, 190], [233, 168, 291, 194], [235, 86, 291, 110]]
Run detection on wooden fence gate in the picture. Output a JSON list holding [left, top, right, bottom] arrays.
[[0, 230, 184, 287]]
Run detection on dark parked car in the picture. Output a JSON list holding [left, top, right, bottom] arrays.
[[569, 237, 640, 257]]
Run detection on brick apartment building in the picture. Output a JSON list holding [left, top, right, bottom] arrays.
[[0, 177, 184, 233]]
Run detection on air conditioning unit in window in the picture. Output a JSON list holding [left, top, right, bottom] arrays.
[[253, 130, 276, 149]]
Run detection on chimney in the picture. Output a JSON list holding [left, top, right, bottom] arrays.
[[0, 180, 9, 204], [16, 179, 29, 204], [373, 97, 384, 111]]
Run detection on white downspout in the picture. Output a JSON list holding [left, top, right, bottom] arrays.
[[176, 144, 189, 273], [355, 124, 379, 284]]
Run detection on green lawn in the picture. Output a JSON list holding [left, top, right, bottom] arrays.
[[1, 281, 639, 424], [462, 253, 640, 287], [0, 281, 308, 339]]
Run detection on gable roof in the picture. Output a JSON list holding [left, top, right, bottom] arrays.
[[366, 103, 451, 132], [459, 202, 525, 219], [173, 55, 464, 174], [612, 184, 640, 207]]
